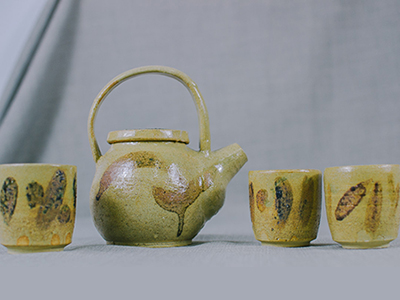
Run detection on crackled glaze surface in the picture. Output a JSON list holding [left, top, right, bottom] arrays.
[[324, 164, 400, 249], [0, 164, 76, 254], [249, 169, 322, 247], [88, 66, 247, 247]]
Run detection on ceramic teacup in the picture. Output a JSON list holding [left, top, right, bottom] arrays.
[[0, 164, 77, 253], [249, 169, 322, 247], [324, 164, 400, 249]]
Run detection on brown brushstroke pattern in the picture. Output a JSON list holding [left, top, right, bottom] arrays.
[[249, 182, 255, 221], [388, 176, 399, 220], [365, 182, 383, 233], [73, 174, 77, 208], [17, 236, 29, 246], [390, 183, 400, 228], [0, 177, 18, 225], [58, 205, 71, 223], [152, 172, 213, 237], [26, 170, 71, 228], [96, 151, 162, 201], [256, 189, 268, 212], [299, 176, 315, 225], [26, 182, 44, 208], [388, 174, 396, 207], [36, 170, 67, 226], [335, 180, 369, 221], [274, 177, 293, 224]]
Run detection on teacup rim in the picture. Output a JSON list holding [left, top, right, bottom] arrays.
[[325, 164, 400, 173], [249, 169, 321, 174], [0, 163, 76, 168]]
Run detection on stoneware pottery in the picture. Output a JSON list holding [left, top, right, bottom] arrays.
[[88, 65, 247, 247], [324, 164, 400, 249], [0, 164, 76, 254], [249, 169, 322, 247]]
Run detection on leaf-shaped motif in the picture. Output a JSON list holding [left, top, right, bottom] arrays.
[[249, 182, 255, 221], [388, 175, 400, 220], [388, 175, 396, 208], [37, 170, 66, 226], [256, 189, 268, 212], [26, 182, 44, 208], [57, 205, 71, 223], [152, 172, 213, 237], [96, 151, 162, 201], [335, 181, 368, 221], [0, 177, 18, 225], [299, 176, 315, 225], [274, 177, 293, 224], [73, 174, 77, 208], [365, 182, 382, 233], [26, 170, 68, 228], [44, 170, 66, 211]]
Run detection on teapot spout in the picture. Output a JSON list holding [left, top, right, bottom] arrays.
[[210, 143, 248, 185]]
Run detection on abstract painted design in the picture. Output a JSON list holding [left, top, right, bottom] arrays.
[[152, 172, 213, 237], [57, 205, 72, 223], [249, 182, 255, 221], [274, 177, 293, 225], [335, 181, 369, 221], [73, 174, 77, 208], [365, 182, 383, 233], [0, 177, 18, 225], [256, 189, 268, 212], [299, 176, 315, 225], [388, 175, 400, 220], [26, 170, 72, 227], [26, 182, 44, 208], [96, 151, 162, 201], [17, 236, 29, 246]]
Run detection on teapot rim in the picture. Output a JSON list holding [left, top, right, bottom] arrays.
[[107, 129, 189, 144]]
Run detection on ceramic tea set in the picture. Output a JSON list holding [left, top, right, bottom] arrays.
[[0, 65, 399, 253]]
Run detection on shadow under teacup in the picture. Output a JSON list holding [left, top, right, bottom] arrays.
[[249, 169, 322, 247], [0, 164, 77, 254], [324, 164, 400, 249]]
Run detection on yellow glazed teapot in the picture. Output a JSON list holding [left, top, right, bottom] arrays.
[[88, 66, 247, 247]]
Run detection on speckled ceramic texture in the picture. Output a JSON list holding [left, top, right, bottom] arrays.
[[88, 66, 247, 247], [0, 164, 76, 254], [324, 164, 400, 249], [249, 169, 322, 247]]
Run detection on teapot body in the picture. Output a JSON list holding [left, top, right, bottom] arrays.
[[90, 141, 225, 247], [88, 66, 247, 247]]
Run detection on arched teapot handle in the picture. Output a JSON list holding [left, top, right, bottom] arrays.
[[88, 65, 211, 162]]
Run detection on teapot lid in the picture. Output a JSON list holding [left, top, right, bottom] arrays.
[[107, 129, 189, 144]]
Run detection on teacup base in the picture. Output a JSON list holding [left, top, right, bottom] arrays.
[[261, 241, 311, 247], [5, 245, 66, 254], [107, 240, 192, 248], [337, 240, 392, 249]]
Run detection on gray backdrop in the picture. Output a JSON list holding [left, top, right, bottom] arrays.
[[1, 0, 400, 269]]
